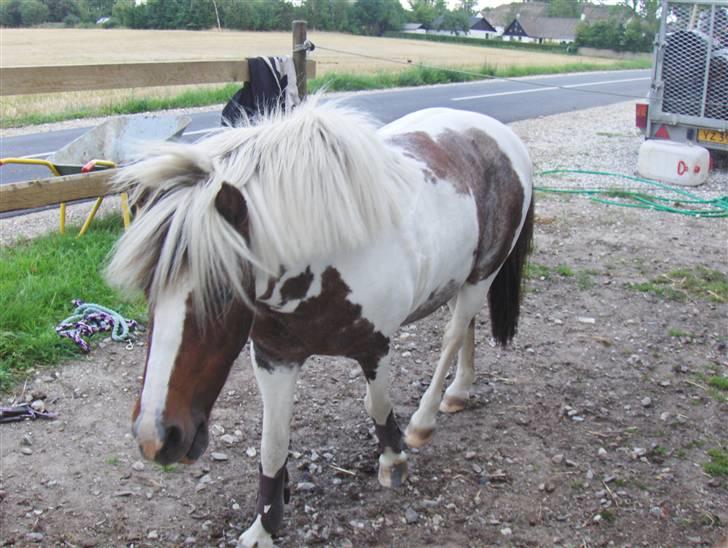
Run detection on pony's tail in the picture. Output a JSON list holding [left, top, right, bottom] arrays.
[[488, 196, 534, 346]]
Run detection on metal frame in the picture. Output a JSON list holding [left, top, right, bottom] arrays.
[[647, 0, 728, 150]]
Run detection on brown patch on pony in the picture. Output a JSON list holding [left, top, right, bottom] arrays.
[[157, 296, 254, 463], [279, 267, 314, 305], [215, 182, 250, 241], [391, 129, 525, 283], [252, 267, 389, 380]]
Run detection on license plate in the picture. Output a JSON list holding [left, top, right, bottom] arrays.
[[697, 128, 728, 145]]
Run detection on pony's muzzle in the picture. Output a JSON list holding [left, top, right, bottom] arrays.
[[134, 415, 208, 465]]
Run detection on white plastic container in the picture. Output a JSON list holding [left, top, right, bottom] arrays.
[[637, 139, 710, 186]]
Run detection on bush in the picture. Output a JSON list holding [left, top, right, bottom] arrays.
[[102, 17, 120, 29], [63, 14, 80, 27], [384, 31, 573, 54], [19, 0, 49, 26]]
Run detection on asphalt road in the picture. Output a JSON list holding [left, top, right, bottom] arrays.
[[0, 69, 649, 190]]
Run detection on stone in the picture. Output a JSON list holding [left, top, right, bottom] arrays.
[[131, 461, 145, 472], [148, 530, 159, 540], [598, 447, 607, 459], [220, 434, 236, 446], [21, 447, 33, 455], [25, 532, 44, 542], [211, 424, 225, 436], [30, 400, 45, 412], [21, 434, 32, 447], [551, 454, 564, 465], [405, 507, 419, 524], [464, 451, 476, 460], [500, 527, 512, 536], [297, 482, 316, 492], [245, 447, 257, 458], [211, 452, 228, 461], [641, 397, 652, 408]]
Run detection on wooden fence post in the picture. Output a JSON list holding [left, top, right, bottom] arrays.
[[292, 20, 308, 100]]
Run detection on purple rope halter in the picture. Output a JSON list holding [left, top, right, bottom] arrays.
[[55, 299, 140, 353]]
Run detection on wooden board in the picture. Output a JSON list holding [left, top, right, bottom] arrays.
[[1, 59, 316, 96], [0, 170, 116, 212]]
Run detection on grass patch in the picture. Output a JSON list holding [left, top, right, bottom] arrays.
[[599, 509, 616, 523], [576, 270, 595, 290], [629, 267, 728, 303], [2, 59, 650, 128], [526, 262, 551, 280], [0, 216, 146, 391], [555, 264, 574, 277], [668, 328, 692, 337], [707, 376, 728, 391], [703, 448, 728, 477], [106, 455, 121, 466]]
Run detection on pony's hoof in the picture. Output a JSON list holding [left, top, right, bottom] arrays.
[[378, 459, 408, 488], [238, 516, 275, 548], [439, 394, 467, 414], [404, 427, 434, 448]]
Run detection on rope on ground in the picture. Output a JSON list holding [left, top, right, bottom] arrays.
[[535, 169, 728, 218], [56, 300, 140, 353], [313, 43, 646, 101]]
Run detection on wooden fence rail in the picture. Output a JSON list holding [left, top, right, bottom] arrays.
[[1, 59, 316, 96], [0, 21, 313, 217]]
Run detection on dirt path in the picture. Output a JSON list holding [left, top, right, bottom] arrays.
[[1, 102, 727, 547]]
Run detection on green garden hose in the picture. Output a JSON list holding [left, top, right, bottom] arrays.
[[535, 169, 728, 218]]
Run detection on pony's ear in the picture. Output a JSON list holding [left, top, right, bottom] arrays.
[[214, 182, 248, 232]]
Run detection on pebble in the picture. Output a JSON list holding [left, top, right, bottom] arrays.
[[245, 447, 257, 458], [464, 451, 476, 460], [211, 424, 225, 436], [405, 507, 419, 524], [184, 537, 196, 545], [148, 530, 159, 540], [25, 532, 44, 542], [641, 397, 652, 408], [21, 434, 32, 447], [220, 434, 236, 445], [297, 481, 316, 492], [30, 399, 45, 412], [211, 452, 228, 461], [660, 412, 670, 421], [577, 316, 596, 324], [650, 506, 662, 517], [598, 447, 607, 459], [131, 461, 145, 472], [551, 454, 564, 465], [21, 447, 33, 455], [500, 527, 512, 536], [401, 351, 412, 358]]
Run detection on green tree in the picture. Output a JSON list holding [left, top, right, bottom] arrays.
[[40, 0, 81, 22], [19, 0, 49, 25], [548, 0, 582, 18], [351, 0, 405, 35], [0, 0, 23, 27], [408, 0, 437, 29]]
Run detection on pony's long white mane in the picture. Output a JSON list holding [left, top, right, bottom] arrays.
[[106, 97, 414, 316]]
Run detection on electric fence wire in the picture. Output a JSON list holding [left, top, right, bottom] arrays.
[[313, 43, 648, 101]]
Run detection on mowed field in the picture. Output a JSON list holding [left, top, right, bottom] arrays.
[[0, 28, 612, 121]]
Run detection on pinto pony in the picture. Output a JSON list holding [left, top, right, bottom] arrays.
[[107, 99, 533, 547]]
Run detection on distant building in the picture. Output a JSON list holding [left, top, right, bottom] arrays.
[[426, 14, 498, 39], [502, 15, 579, 43], [402, 22, 426, 34]]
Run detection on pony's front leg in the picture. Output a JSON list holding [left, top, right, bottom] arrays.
[[239, 345, 300, 548], [359, 354, 408, 488]]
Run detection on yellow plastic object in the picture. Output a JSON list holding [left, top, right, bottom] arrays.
[[0, 157, 67, 231], [77, 197, 104, 237]]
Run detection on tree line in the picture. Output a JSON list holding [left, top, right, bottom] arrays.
[[0, 0, 659, 52]]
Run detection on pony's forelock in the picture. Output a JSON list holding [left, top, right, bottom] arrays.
[[106, 96, 415, 320]]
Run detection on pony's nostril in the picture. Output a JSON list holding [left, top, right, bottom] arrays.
[[164, 425, 183, 449]]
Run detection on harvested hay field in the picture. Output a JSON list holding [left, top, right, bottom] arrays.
[[0, 28, 611, 122]]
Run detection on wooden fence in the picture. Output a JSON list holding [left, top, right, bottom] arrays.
[[0, 21, 314, 214]]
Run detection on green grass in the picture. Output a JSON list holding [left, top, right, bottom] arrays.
[[0, 216, 146, 391], [703, 448, 728, 477], [668, 328, 692, 337], [2, 58, 651, 128], [526, 262, 551, 280], [707, 376, 728, 391], [555, 264, 574, 277], [629, 267, 728, 303]]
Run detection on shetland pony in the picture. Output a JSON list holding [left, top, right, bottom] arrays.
[[107, 98, 533, 547]]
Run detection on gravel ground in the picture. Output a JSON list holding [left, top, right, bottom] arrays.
[[1, 100, 727, 548]]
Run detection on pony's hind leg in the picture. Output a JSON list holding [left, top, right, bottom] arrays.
[[239, 344, 301, 548], [440, 318, 475, 414], [405, 278, 491, 448], [359, 353, 408, 488]]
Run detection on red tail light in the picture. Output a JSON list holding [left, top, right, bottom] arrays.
[[635, 103, 648, 129]]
